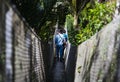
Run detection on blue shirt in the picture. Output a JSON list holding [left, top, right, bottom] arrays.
[[55, 33, 65, 46], [63, 33, 68, 42]]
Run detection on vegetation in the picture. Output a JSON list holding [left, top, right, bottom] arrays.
[[11, 0, 57, 42], [11, 0, 56, 32], [12, 0, 116, 44], [66, 1, 115, 45], [65, 0, 90, 29], [11, 0, 92, 42]]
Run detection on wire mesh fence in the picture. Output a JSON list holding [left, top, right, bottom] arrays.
[[0, 1, 46, 82]]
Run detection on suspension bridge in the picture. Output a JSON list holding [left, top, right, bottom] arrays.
[[1, 0, 120, 82], [0, 1, 76, 82]]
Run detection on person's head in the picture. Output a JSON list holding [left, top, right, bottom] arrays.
[[59, 29, 63, 34], [63, 29, 66, 33]]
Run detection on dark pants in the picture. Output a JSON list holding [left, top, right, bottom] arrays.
[[56, 45, 63, 59]]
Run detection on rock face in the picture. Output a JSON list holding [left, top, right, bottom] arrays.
[[74, 16, 120, 82]]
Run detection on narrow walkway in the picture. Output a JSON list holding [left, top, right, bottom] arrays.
[[50, 58, 66, 82]]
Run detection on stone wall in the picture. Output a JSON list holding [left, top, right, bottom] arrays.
[[74, 15, 120, 82]]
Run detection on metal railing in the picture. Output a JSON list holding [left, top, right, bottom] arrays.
[[0, 1, 46, 82]]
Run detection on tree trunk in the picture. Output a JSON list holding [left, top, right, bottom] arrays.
[[73, 12, 79, 30]]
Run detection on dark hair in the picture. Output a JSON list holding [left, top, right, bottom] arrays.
[[63, 29, 66, 33], [59, 29, 63, 33]]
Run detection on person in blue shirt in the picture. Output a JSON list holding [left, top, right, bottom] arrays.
[[63, 29, 68, 44], [55, 29, 65, 62], [62, 29, 68, 57]]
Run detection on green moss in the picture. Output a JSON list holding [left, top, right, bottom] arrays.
[[77, 66, 82, 73]]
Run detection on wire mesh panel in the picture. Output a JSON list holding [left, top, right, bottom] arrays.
[[13, 12, 31, 82], [0, 1, 46, 82], [31, 37, 45, 82]]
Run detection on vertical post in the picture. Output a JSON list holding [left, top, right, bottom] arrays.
[[114, 0, 120, 19], [117, 0, 120, 13], [48, 41, 53, 70], [53, 20, 59, 57], [5, 8, 13, 82]]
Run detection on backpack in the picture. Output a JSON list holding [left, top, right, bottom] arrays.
[[63, 40, 67, 47]]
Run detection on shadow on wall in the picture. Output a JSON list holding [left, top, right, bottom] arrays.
[[114, 37, 120, 82], [66, 45, 77, 82]]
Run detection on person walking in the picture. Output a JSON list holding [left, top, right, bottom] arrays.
[[63, 29, 68, 47], [55, 29, 65, 62], [62, 29, 68, 59]]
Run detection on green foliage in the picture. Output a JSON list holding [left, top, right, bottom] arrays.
[[12, 0, 57, 29], [57, 3, 69, 25], [66, 1, 115, 45], [66, 0, 90, 13], [65, 14, 78, 45], [66, 14, 74, 31], [12, 0, 59, 43], [38, 21, 55, 42]]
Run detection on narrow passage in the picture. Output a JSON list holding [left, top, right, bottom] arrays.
[[50, 59, 66, 82]]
